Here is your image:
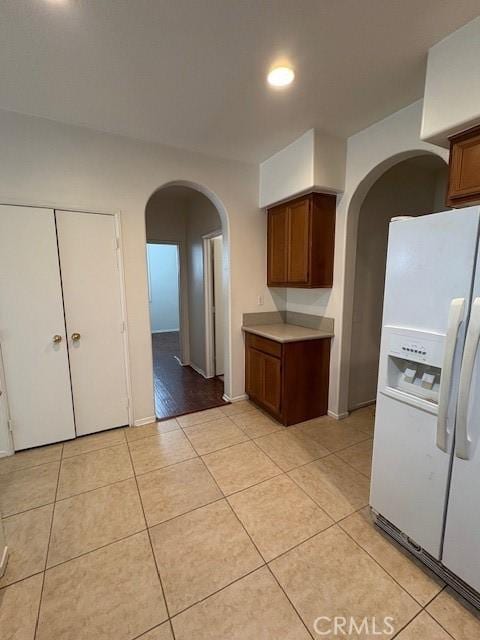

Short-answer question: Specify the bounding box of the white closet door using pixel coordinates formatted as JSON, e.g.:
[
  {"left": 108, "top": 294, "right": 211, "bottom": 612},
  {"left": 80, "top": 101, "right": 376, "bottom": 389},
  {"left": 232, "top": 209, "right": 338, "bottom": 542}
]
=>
[
  {"left": 56, "top": 211, "right": 129, "bottom": 435},
  {"left": 0, "top": 205, "right": 75, "bottom": 449}
]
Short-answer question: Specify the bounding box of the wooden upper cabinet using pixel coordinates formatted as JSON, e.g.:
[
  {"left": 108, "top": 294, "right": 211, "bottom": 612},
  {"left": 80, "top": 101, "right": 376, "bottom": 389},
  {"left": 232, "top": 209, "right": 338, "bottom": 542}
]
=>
[
  {"left": 287, "top": 199, "right": 310, "bottom": 284},
  {"left": 447, "top": 125, "right": 480, "bottom": 207},
  {"left": 267, "top": 205, "right": 288, "bottom": 284},
  {"left": 267, "top": 192, "right": 335, "bottom": 288}
]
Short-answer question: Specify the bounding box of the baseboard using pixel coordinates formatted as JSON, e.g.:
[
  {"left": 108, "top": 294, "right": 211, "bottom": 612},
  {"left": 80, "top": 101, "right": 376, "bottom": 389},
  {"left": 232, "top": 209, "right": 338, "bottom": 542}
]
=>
[
  {"left": 151, "top": 329, "right": 180, "bottom": 334},
  {"left": 133, "top": 416, "right": 156, "bottom": 427},
  {"left": 223, "top": 393, "right": 248, "bottom": 403},
  {"left": 0, "top": 449, "right": 13, "bottom": 459},
  {"left": 0, "top": 545, "right": 8, "bottom": 578},
  {"left": 328, "top": 409, "right": 349, "bottom": 420},
  {"left": 189, "top": 362, "right": 211, "bottom": 378},
  {"left": 350, "top": 399, "right": 376, "bottom": 410}
]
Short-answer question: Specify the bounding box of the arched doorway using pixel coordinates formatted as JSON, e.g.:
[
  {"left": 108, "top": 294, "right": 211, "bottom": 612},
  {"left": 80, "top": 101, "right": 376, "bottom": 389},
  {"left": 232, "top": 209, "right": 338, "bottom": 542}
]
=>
[
  {"left": 144, "top": 181, "right": 231, "bottom": 419},
  {"left": 344, "top": 153, "right": 449, "bottom": 412}
]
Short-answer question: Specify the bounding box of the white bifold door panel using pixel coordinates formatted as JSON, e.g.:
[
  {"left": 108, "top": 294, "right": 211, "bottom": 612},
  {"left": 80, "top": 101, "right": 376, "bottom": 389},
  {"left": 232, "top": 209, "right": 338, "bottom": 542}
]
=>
[
  {"left": 443, "top": 261, "right": 480, "bottom": 591},
  {"left": 56, "top": 211, "right": 129, "bottom": 435},
  {"left": 0, "top": 205, "right": 75, "bottom": 449},
  {"left": 370, "top": 208, "right": 480, "bottom": 559}
]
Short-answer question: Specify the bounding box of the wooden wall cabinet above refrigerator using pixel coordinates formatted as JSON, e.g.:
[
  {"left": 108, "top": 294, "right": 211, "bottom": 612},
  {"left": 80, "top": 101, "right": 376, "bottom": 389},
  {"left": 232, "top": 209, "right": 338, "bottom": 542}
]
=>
[
  {"left": 447, "top": 125, "right": 480, "bottom": 208},
  {"left": 267, "top": 192, "right": 336, "bottom": 288}
]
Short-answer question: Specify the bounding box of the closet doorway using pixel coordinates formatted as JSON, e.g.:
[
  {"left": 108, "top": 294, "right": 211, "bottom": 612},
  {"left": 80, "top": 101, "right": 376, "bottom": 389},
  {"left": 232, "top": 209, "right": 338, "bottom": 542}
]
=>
[{"left": 0, "top": 204, "right": 130, "bottom": 452}]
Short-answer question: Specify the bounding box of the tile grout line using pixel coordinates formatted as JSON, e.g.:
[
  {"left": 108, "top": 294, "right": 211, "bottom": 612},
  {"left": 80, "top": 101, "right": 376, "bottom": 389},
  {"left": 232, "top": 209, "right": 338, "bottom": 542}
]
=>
[
  {"left": 124, "top": 437, "right": 174, "bottom": 635},
  {"left": 218, "top": 483, "right": 316, "bottom": 639},
  {"left": 198, "top": 446, "right": 321, "bottom": 638},
  {"left": 167, "top": 564, "right": 267, "bottom": 621},
  {"left": 5, "top": 408, "right": 458, "bottom": 639},
  {"left": 390, "top": 609, "right": 426, "bottom": 639},
  {"left": 32, "top": 443, "right": 63, "bottom": 640},
  {"left": 338, "top": 520, "right": 445, "bottom": 610},
  {"left": 148, "top": 437, "right": 317, "bottom": 633},
  {"left": 246, "top": 435, "right": 340, "bottom": 518},
  {"left": 0, "top": 432, "right": 128, "bottom": 480},
  {"left": 4, "top": 408, "right": 380, "bottom": 636},
  {"left": 265, "top": 564, "right": 316, "bottom": 640},
  {"left": 422, "top": 603, "right": 456, "bottom": 640}
]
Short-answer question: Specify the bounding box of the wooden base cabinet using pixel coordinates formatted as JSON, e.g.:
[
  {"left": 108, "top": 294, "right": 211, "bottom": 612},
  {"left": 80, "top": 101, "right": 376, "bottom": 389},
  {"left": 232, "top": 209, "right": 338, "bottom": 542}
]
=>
[{"left": 245, "top": 333, "right": 330, "bottom": 426}]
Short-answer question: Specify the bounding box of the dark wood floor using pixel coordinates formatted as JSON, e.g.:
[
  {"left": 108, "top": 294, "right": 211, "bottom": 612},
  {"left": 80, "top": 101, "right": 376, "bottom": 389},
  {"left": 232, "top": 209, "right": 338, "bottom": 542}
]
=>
[{"left": 152, "top": 331, "right": 228, "bottom": 420}]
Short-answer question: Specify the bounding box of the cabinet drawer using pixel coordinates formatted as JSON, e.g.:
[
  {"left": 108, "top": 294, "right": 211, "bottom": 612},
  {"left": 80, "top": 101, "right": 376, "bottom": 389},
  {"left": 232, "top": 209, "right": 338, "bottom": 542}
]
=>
[{"left": 246, "top": 333, "right": 282, "bottom": 358}]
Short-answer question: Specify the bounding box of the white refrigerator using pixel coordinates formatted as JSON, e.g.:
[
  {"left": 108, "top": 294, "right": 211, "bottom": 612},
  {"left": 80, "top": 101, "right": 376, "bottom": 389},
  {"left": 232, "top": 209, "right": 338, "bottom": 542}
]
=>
[{"left": 370, "top": 206, "right": 480, "bottom": 606}]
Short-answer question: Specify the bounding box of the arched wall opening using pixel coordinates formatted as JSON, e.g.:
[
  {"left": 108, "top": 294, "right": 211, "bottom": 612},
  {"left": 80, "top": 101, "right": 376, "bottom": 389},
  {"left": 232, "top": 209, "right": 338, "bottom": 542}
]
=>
[
  {"left": 144, "top": 180, "right": 231, "bottom": 418},
  {"left": 342, "top": 152, "right": 449, "bottom": 412}
]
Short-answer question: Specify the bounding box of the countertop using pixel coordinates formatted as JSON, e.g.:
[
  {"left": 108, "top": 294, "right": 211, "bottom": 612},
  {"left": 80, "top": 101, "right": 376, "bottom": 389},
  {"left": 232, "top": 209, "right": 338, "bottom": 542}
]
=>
[{"left": 242, "top": 323, "right": 334, "bottom": 343}]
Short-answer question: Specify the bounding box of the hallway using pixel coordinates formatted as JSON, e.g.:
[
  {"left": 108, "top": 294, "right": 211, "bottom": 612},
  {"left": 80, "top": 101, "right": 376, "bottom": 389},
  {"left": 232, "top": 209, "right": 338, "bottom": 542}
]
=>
[{"left": 152, "top": 332, "right": 227, "bottom": 419}]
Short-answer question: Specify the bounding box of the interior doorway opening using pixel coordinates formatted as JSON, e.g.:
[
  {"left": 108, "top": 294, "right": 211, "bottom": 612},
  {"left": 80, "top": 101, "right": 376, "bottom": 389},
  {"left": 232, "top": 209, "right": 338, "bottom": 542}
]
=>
[
  {"left": 145, "top": 185, "right": 228, "bottom": 420},
  {"left": 347, "top": 154, "right": 449, "bottom": 412}
]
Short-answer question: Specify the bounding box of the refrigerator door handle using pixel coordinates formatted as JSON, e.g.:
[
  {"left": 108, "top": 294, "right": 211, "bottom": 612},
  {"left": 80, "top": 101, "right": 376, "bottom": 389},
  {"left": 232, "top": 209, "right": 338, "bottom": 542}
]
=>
[
  {"left": 456, "top": 297, "right": 480, "bottom": 460},
  {"left": 437, "top": 298, "right": 465, "bottom": 452}
]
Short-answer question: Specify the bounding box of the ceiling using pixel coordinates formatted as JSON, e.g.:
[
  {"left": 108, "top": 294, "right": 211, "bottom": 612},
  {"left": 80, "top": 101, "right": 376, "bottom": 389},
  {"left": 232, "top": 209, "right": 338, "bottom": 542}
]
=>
[{"left": 0, "top": 1, "right": 478, "bottom": 163}]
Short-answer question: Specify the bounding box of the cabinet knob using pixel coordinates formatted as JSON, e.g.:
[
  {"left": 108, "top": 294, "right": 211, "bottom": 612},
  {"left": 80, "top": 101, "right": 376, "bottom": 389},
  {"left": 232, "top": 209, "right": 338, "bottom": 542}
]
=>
[
  {"left": 52, "top": 335, "right": 62, "bottom": 344},
  {"left": 71, "top": 333, "right": 81, "bottom": 342}
]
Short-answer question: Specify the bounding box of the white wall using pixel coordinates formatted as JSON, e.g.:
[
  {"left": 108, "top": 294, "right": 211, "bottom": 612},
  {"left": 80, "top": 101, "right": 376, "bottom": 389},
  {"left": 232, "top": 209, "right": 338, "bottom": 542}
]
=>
[
  {"left": 147, "top": 244, "right": 180, "bottom": 333},
  {"left": 348, "top": 157, "right": 448, "bottom": 410},
  {"left": 422, "top": 16, "right": 480, "bottom": 145},
  {"left": 186, "top": 195, "right": 221, "bottom": 374},
  {"left": 332, "top": 100, "right": 448, "bottom": 417},
  {"left": 0, "top": 108, "right": 275, "bottom": 429},
  {"left": 259, "top": 129, "right": 346, "bottom": 208}
]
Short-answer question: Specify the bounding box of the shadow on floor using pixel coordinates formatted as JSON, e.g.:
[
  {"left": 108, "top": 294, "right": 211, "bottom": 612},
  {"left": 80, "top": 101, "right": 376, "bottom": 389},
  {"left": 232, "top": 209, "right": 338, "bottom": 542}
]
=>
[{"left": 152, "top": 331, "right": 227, "bottom": 420}]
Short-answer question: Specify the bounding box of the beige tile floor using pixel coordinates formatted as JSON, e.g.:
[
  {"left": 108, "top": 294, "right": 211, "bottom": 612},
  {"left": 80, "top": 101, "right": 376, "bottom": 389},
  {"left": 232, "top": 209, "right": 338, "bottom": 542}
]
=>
[{"left": 1, "top": 402, "right": 480, "bottom": 639}]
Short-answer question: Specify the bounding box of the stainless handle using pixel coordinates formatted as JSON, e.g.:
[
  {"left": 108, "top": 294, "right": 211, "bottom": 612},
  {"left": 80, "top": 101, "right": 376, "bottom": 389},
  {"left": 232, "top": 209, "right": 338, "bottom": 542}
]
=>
[
  {"left": 456, "top": 297, "right": 480, "bottom": 460},
  {"left": 71, "top": 333, "right": 81, "bottom": 342},
  {"left": 52, "top": 335, "right": 62, "bottom": 344},
  {"left": 437, "top": 298, "right": 465, "bottom": 452}
]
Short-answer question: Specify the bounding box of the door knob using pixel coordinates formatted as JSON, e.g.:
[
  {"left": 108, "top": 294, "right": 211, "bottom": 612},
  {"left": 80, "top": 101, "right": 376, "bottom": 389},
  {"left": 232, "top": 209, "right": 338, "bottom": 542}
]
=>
[
  {"left": 52, "top": 335, "right": 62, "bottom": 344},
  {"left": 71, "top": 333, "right": 81, "bottom": 342}
]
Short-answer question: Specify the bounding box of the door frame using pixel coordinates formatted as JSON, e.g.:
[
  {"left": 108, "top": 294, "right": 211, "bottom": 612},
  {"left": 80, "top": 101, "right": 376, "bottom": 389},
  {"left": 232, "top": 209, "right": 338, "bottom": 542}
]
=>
[
  {"left": 203, "top": 231, "right": 223, "bottom": 379},
  {"left": 146, "top": 239, "right": 189, "bottom": 366},
  {"left": 0, "top": 200, "right": 133, "bottom": 435}
]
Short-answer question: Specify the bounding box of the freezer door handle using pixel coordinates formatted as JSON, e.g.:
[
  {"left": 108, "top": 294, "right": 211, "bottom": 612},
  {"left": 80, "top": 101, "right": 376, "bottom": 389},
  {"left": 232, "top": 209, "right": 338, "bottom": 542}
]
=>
[
  {"left": 437, "top": 298, "right": 465, "bottom": 452},
  {"left": 456, "top": 297, "right": 480, "bottom": 460}
]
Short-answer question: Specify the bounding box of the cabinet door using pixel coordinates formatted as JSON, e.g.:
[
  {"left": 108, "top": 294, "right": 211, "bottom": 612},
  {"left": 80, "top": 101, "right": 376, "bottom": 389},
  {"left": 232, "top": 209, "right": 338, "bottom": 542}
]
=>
[
  {"left": 262, "top": 352, "right": 281, "bottom": 414},
  {"left": 0, "top": 205, "right": 75, "bottom": 449},
  {"left": 267, "top": 206, "right": 288, "bottom": 284},
  {"left": 287, "top": 198, "right": 310, "bottom": 284},
  {"left": 246, "top": 346, "right": 264, "bottom": 401},
  {"left": 56, "top": 211, "right": 129, "bottom": 435},
  {"left": 447, "top": 127, "right": 480, "bottom": 207}
]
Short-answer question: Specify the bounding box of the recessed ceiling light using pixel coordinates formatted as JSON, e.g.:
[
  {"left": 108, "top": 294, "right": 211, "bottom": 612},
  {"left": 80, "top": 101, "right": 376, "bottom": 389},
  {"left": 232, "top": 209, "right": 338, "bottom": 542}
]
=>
[{"left": 267, "top": 66, "right": 295, "bottom": 88}]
